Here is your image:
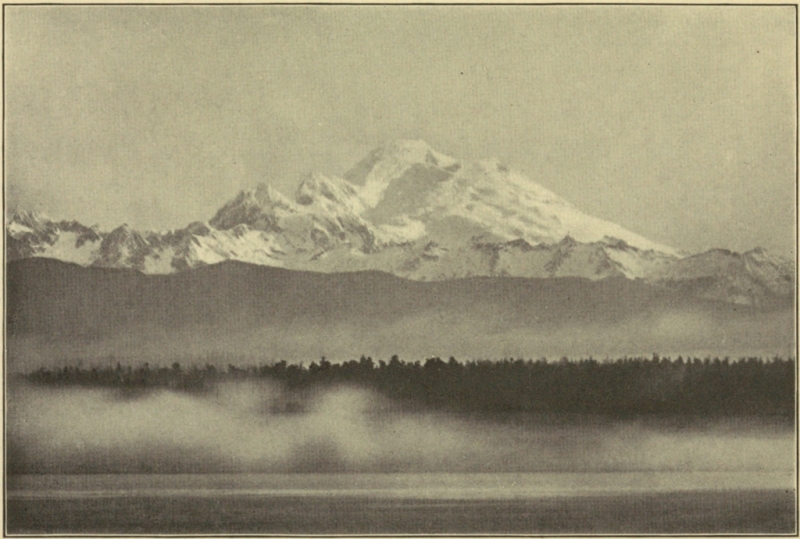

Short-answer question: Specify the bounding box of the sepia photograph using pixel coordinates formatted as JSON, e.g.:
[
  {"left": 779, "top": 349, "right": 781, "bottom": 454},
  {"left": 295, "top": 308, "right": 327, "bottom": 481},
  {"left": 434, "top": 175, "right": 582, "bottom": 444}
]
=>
[{"left": 4, "top": 3, "right": 797, "bottom": 535}]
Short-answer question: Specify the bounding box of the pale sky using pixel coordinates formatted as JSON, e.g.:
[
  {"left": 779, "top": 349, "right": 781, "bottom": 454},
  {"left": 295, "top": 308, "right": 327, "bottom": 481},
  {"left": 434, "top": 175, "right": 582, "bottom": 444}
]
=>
[{"left": 4, "top": 5, "right": 796, "bottom": 256}]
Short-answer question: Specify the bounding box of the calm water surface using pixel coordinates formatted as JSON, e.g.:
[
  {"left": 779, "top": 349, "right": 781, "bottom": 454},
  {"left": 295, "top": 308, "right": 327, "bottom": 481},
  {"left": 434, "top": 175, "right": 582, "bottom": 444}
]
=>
[
  {"left": 7, "top": 472, "right": 796, "bottom": 534},
  {"left": 7, "top": 470, "right": 794, "bottom": 498}
]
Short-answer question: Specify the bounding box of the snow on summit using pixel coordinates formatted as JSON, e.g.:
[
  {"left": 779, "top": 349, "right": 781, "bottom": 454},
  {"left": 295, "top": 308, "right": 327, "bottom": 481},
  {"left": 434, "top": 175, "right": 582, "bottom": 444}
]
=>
[
  {"left": 7, "top": 139, "right": 792, "bottom": 304},
  {"left": 340, "top": 140, "right": 678, "bottom": 256},
  {"left": 345, "top": 139, "right": 460, "bottom": 207}
]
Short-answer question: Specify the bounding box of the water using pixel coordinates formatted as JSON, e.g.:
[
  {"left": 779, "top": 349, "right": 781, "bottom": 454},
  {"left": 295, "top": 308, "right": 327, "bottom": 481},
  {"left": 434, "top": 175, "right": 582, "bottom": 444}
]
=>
[
  {"left": 7, "top": 470, "right": 795, "bottom": 499},
  {"left": 7, "top": 472, "right": 796, "bottom": 534},
  {"left": 7, "top": 384, "right": 797, "bottom": 532}
]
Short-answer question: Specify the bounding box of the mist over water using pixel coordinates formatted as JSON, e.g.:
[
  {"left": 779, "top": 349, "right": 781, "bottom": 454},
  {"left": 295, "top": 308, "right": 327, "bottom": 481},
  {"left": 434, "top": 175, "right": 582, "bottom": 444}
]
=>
[
  {"left": 8, "top": 305, "right": 794, "bottom": 369},
  {"left": 8, "top": 382, "right": 794, "bottom": 475}
]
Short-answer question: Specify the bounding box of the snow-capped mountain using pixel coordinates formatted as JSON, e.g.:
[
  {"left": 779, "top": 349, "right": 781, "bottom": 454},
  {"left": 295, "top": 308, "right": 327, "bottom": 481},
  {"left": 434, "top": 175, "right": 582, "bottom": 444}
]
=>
[
  {"left": 7, "top": 210, "right": 103, "bottom": 265},
  {"left": 6, "top": 140, "right": 794, "bottom": 305},
  {"left": 647, "top": 247, "right": 795, "bottom": 306}
]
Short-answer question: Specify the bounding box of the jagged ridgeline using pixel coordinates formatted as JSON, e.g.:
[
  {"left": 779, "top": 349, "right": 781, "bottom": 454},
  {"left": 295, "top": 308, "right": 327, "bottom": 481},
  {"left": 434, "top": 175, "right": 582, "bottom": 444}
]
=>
[
  {"left": 6, "top": 141, "right": 795, "bottom": 367},
  {"left": 7, "top": 140, "right": 794, "bottom": 305}
]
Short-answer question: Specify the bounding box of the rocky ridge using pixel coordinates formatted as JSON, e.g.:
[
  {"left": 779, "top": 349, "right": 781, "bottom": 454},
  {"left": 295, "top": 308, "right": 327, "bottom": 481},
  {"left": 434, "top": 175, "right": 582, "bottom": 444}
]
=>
[{"left": 7, "top": 140, "right": 794, "bottom": 306}]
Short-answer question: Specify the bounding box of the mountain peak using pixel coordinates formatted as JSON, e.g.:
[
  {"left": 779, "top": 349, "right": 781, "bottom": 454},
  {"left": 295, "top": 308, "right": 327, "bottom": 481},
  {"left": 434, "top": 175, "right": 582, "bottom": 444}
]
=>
[
  {"left": 378, "top": 139, "right": 459, "bottom": 169},
  {"left": 345, "top": 140, "right": 460, "bottom": 208},
  {"left": 557, "top": 234, "right": 578, "bottom": 248},
  {"left": 248, "top": 183, "right": 294, "bottom": 208},
  {"left": 9, "top": 209, "right": 49, "bottom": 228},
  {"left": 295, "top": 172, "right": 363, "bottom": 211},
  {"left": 92, "top": 224, "right": 148, "bottom": 269},
  {"left": 345, "top": 139, "right": 454, "bottom": 173},
  {"left": 743, "top": 246, "right": 794, "bottom": 269},
  {"left": 5, "top": 141, "right": 793, "bottom": 307},
  {"left": 106, "top": 223, "right": 140, "bottom": 239},
  {"left": 209, "top": 183, "right": 295, "bottom": 232},
  {"left": 744, "top": 246, "right": 780, "bottom": 259}
]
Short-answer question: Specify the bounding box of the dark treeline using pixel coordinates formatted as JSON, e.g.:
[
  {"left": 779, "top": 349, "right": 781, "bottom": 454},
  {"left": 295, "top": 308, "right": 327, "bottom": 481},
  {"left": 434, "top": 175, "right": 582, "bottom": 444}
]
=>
[{"left": 21, "top": 354, "right": 795, "bottom": 418}]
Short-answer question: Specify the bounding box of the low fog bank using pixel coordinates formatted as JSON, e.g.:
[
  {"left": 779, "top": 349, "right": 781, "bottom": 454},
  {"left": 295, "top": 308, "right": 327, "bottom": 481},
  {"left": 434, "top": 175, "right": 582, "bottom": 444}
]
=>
[
  {"left": 7, "top": 306, "right": 795, "bottom": 370},
  {"left": 8, "top": 382, "right": 794, "bottom": 475}
]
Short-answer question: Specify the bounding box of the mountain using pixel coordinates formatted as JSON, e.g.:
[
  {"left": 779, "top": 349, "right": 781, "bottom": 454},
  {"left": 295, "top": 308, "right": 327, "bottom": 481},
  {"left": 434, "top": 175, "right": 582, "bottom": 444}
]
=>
[
  {"left": 7, "top": 258, "right": 793, "bottom": 370},
  {"left": 648, "top": 248, "right": 795, "bottom": 307},
  {"left": 7, "top": 210, "right": 104, "bottom": 265},
  {"left": 6, "top": 140, "right": 794, "bottom": 306}
]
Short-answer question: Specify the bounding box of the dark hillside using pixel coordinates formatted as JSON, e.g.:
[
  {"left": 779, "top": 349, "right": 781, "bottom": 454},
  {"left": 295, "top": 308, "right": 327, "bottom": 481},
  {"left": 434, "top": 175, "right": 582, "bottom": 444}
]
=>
[{"left": 6, "top": 258, "right": 794, "bottom": 368}]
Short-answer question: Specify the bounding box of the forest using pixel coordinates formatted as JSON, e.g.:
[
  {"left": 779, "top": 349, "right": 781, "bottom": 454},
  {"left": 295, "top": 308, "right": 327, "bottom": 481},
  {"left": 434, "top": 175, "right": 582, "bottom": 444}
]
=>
[{"left": 20, "top": 354, "right": 795, "bottom": 419}]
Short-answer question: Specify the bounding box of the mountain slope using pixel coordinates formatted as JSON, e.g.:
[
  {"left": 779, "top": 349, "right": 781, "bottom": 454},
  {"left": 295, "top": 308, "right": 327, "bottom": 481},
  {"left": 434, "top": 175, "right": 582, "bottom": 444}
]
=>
[
  {"left": 6, "top": 140, "right": 794, "bottom": 306},
  {"left": 647, "top": 248, "right": 795, "bottom": 306},
  {"left": 348, "top": 140, "right": 678, "bottom": 255},
  {"left": 7, "top": 258, "right": 793, "bottom": 370}
]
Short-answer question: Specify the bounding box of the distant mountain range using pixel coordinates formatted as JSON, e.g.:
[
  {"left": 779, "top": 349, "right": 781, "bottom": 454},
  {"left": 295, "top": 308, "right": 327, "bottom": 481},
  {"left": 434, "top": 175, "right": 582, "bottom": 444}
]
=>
[
  {"left": 6, "top": 140, "right": 794, "bottom": 307},
  {"left": 6, "top": 257, "right": 794, "bottom": 370}
]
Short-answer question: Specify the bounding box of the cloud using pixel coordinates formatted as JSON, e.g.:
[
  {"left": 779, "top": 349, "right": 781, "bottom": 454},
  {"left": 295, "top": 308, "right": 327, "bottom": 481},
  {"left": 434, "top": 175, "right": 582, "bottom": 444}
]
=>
[{"left": 8, "top": 382, "right": 793, "bottom": 475}]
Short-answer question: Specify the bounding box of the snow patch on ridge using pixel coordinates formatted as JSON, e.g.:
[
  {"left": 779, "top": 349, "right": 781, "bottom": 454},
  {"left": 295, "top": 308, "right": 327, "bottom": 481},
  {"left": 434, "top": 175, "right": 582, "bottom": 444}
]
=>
[
  {"left": 7, "top": 221, "right": 34, "bottom": 236},
  {"left": 10, "top": 139, "right": 790, "bottom": 305}
]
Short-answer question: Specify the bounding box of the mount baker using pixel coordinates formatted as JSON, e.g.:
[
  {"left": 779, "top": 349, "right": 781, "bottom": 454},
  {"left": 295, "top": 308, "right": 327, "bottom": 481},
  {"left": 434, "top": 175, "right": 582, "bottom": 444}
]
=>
[{"left": 7, "top": 139, "right": 793, "bottom": 306}]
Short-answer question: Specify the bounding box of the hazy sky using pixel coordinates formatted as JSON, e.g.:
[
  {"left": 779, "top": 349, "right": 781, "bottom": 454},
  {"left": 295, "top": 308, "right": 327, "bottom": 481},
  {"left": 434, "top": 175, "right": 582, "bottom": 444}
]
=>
[{"left": 5, "top": 5, "right": 796, "bottom": 256}]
